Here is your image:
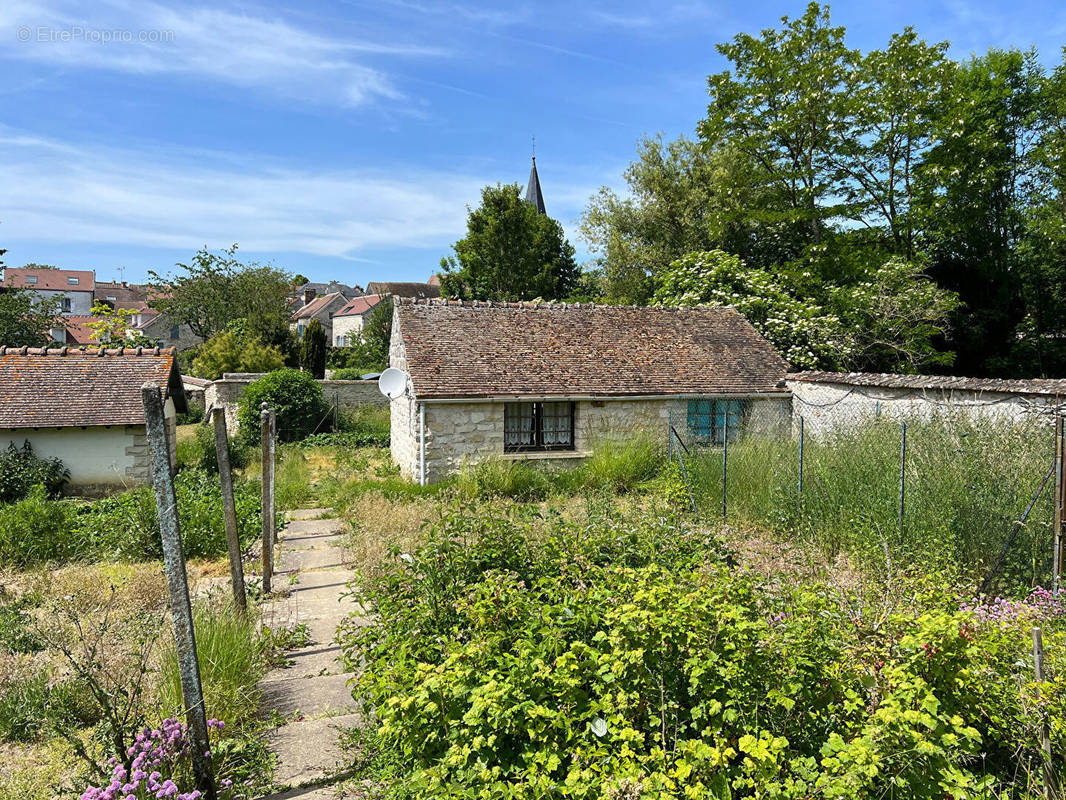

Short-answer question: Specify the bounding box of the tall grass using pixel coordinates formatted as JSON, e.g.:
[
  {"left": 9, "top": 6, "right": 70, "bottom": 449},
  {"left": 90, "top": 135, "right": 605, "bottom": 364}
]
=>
[
  {"left": 683, "top": 415, "right": 1054, "bottom": 591},
  {"left": 158, "top": 598, "right": 264, "bottom": 727}
]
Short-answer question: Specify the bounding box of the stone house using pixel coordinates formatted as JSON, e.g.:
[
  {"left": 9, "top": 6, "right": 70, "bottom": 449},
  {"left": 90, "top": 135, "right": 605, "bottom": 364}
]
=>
[
  {"left": 389, "top": 299, "right": 790, "bottom": 483},
  {"left": 0, "top": 346, "right": 186, "bottom": 494},
  {"left": 291, "top": 291, "right": 348, "bottom": 342},
  {"left": 2, "top": 267, "right": 95, "bottom": 315},
  {"left": 787, "top": 371, "right": 1066, "bottom": 435},
  {"left": 332, "top": 294, "right": 387, "bottom": 346}
]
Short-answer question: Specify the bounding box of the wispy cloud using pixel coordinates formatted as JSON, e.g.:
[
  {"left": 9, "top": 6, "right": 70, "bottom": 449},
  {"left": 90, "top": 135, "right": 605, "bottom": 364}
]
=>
[
  {"left": 0, "top": 129, "right": 601, "bottom": 260},
  {"left": 0, "top": 0, "right": 446, "bottom": 106}
]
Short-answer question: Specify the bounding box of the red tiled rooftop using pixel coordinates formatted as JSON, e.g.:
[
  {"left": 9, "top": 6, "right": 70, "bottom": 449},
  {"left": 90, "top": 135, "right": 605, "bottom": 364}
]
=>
[
  {"left": 395, "top": 299, "right": 789, "bottom": 399},
  {"left": 335, "top": 294, "right": 385, "bottom": 317},
  {"left": 0, "top": 346, "right": 186, "bottom": 428},
  {"left": 2, "top": 268, "right": 95, "bottom": 292}
]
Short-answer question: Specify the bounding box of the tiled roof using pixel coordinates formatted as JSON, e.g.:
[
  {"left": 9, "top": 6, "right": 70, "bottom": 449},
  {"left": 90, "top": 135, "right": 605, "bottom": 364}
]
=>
[
  {"left": 62, "top": 315, "right": 103, "bottom": 345},
  {"left": 2, "top": 268, "right": 95, "bottom": 292},
  {"left": 0, "top": 346, "right": 186, "bottom": 429},
  {"left": 94, "top": 281, "right": 149, "bottom": 308},
  {"left": 335, "top": 294, "right": 385, "bottom": 317},
  {"left": 292, "top": 292, "right": 345, "bottom": 320},
  {"left": 396, "top": 299, "right": 789, "bottom": 399},
  {"left": 366, "top": 281, "right": 441, "bottom": 299},
  {"left": 788, "top": 371, "right": 1066, "bottom": 397}
]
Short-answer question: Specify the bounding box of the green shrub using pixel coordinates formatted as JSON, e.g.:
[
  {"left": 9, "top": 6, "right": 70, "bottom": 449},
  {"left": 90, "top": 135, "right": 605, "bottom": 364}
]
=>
[
  {"left": 341, "top": 504, "right": 1066, "bottom": 798},
  {"left": 0, "top": 669, "right": 98, "bottom": 742},
  {"left": 0, "top": 487, "right": 81, "bottom": 566},
  {"left": 0, "top": 441, "right": 69, "bottom": 502},
  {"left": 238, "top": 368, "right": 329, "bottom": 444},
  {"left": 0, "top": 597, "right": 43, "bottom": 654},
  {"left": 177, "top": 399, "right": 205, "bottom": 425},
  {"left": 330, "top": 367, "right": 372, "bottom": 380},
  {"left": 179, "top": 424, "right": 250, "bottom": 473},
  {"left": 159, "top": 598, "right": 265, "bottom": 726}
]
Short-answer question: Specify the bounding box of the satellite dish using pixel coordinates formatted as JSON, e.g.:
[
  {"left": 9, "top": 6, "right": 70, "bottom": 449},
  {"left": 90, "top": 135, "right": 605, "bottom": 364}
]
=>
[{"left": 378, "top": 367, "right": 408, "bottom": 399}]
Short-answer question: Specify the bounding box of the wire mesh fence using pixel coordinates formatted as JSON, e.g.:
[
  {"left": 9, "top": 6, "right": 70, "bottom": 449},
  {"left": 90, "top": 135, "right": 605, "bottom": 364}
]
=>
[{"left": 668, "top": 396, "right": 1059, "bottom": 594}]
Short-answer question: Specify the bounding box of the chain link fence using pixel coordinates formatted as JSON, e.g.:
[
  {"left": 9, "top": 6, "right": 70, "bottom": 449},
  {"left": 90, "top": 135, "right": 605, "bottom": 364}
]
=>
[{"left": 668, "top": 396, "right": 1058, "bottom": 594}]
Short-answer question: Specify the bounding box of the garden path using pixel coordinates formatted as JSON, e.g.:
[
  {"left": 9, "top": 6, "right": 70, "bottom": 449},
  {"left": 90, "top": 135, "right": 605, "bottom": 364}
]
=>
[{"left": 258, "top": 508, "right": 370, "bottom": 799}]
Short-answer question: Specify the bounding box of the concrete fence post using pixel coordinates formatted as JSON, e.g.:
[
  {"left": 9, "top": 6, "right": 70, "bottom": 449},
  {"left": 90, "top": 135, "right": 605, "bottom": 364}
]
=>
[
  {"left": 261, "top": 402, "right": 275, "bottom": 594},
  {"left": 212, "top": 407, "right": 246, "bottom": 613},
  {"left": 141, "top": 384, "right": 216, "bottom": 800}
]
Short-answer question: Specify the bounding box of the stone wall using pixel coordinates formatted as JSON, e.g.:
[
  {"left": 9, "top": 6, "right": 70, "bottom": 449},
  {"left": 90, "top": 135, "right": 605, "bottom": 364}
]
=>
[
  {"left": 389, "top": 310, "right": 420, "bottom": 480},
  {"left": 788, "top": 379, "right": 1064, "bottom": 437},
  {"left": 402, "top": 395, "right": 791, "bottom": 483},
  {"left": 204, "top": 372, "right": 387, "bottom": 436}
]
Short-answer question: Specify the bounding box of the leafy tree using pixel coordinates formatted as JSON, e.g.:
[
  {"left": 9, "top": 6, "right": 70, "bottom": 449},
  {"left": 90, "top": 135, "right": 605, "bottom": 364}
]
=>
[
  {"left": 702, "top": 3, "right": 854, "bottom": 245},
  {"left": 0, "top": 288, "right": 63, "bottom": 347},
  {"left": 85, "top": 300, "right": 138, "bottom": 344},
  {"left": 191, "top": 325, "right": 286, "bottom": 380},
  {"left": 18, "top": 263, "right": 57, "bottom": 270},
  {"left": 298, "top": 318, "right": 327, "bottom": 379},
  {"left": 441, "top": 184, "right": 579, "bottom": 301},
  {"left": 653, "top": 250, "right": 850, "bottom": 369},
  {"left": 148, "top": 245, "right": 294, "bottom": 347}
]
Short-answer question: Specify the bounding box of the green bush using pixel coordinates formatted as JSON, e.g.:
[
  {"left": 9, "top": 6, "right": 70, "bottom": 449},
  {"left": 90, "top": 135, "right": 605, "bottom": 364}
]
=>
[
  {"left": 330, "top": 367, "right": 372, "bottom": 380},
  {"left": 0, "top": 441, "right": 70, "bottom": 502},
  {"left": 341, "top": 504, "right": 1066, "bottom": 799},
  {"left": 179, "top": 424, "right": 250, "bottom": 473},
  {"left": 0, "top": 487, "right": 82, "bottom": 566},
  {"left": 177, "top": 399, "right": 205, "bottom": 425},
  {"left": 238, "top": 368, "right": 329, "bottom": 444},
  {"left": 0, "top": 669, "right": 98, "bottom": 742}
]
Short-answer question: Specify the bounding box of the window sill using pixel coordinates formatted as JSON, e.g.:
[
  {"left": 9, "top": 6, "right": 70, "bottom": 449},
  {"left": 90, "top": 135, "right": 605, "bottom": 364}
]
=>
[{"left": 500, "top": 450, "right": 591, "bottom": 461}]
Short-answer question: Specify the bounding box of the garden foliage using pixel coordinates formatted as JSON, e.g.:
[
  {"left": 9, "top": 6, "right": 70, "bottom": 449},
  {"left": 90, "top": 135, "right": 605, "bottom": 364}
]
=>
[
  {"left": 237, "top": 368, "right": 329, "bottom": 444},
  {"left": 0, "top": 440, "right": 70, "bottom": 502},
  {"left": 341, "top": 502, "right": 1065, "bottom": 798}
]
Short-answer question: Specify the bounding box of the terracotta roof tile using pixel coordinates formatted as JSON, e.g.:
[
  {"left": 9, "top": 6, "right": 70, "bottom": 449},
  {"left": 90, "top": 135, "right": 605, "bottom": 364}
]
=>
[
  {"left": 291, "top": 291, "right": 345, "bottom": 320},
  {"left": 396, "top": 299, "right": 789, "bottom": 399},
  {"left": 335, "top": 294, "right": 385, "bottom": 317},
  {"left": 0, "top": 347, "right": 186, "bottom": 429},
  {"left": 788, "top": 371, "right": 1066, "bottom": 397},
  {"left": 2, "top": 268, "right": 95, "bottom": 292}
]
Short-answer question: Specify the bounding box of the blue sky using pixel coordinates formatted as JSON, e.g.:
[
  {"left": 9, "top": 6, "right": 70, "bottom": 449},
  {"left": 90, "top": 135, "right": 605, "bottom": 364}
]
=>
[{"left": 1, "top": 1, "right": 1064, "bottom": 288}]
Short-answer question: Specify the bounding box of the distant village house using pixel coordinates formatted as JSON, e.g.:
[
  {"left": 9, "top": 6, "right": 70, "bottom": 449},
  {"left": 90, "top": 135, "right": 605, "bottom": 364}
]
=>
[{"left": 332, "top": 294, "right": 387, "bottom": 346}]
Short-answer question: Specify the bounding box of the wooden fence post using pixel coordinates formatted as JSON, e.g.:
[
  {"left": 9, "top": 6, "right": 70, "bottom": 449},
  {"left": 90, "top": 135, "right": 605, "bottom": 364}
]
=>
[
  {"left": 142, "top": 384, "right": 216, "bottom": 800},
  {"left": 261, "top": 402, "right": 275, "bottom": 594},
  {"left": 212, "top": 407, "right": 246, "bottom": 613},
  {"left": 1032, "top": 627, "right": 1057, "bottom": 799}
]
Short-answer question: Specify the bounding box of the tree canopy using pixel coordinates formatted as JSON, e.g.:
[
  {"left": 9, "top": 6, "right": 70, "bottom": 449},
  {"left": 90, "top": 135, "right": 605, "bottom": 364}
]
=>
[
  {"left": 582, "top": 3, "right": 1066, "bottom": 377},
  {"left": 441, "top": 184, "right": 579, "bottom": 301},
  {"left": 0, "top": 287, "right": 63, "bottom": 347}
]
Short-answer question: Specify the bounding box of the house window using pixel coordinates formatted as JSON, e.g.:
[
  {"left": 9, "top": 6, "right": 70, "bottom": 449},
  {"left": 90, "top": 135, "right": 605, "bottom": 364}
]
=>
[
  {"left": 25, "top": 276, "right": 37, "bottom": 285},
  {"left": 170, "top": 325, "right": 180, "bottom": 340},
  {"left": 504, "top": 401, "right": 574, "bottom": 452},
  {"left": 687, "top": 399, "right": 747, "bottom": 445},
  {"left": 67, "top": 276, "right": 79, "bottom": 285},
  {"left": 61, "top": 297, "right": 72, "bottom": 312}
]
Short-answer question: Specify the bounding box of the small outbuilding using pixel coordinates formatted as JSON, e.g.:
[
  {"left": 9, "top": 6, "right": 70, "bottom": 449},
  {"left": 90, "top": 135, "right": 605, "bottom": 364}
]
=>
[
  {"left": 0, "top": 346, "right": 186, "bottom": 494},
  {"left": 388, "top": 299, "right": 790, "bottom": 483}
]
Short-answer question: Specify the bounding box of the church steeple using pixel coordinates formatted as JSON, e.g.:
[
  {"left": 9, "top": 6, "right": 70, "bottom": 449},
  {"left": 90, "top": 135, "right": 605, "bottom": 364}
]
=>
[{"left": 523, "top": 155, "right": 546, "bottom": 215}]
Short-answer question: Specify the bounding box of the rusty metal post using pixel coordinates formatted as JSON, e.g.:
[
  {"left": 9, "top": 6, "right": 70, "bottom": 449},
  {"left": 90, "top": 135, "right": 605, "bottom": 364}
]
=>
[
  {"left": 261, "top": 402, "right": 274, "bottom": 594},
  {"left": 1032, "top": 627, "right": 1057, "bottom": 799},
  {"left": 797, "top": 415, "right": 805, "bottom": 516},
  {"left": 212, "top": 407, "right": 246, "bottom": 613},
  {"left": 898, "top": 421, "right": 907, "bottom": 534},
  {"left": 1054, "top": 417, "right": 1064, "bottom": 593},
  {"left": 142, "top": 384, "right": 216, "bottom": 800}
]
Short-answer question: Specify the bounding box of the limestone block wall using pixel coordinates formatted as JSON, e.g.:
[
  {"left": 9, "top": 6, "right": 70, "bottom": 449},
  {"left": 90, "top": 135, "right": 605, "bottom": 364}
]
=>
[
  {"left": 389, "top": 314, "right": 419, "bottom": 480},
  {"left": 787, "top": 379, "right": 1064, "bottom": 437}
]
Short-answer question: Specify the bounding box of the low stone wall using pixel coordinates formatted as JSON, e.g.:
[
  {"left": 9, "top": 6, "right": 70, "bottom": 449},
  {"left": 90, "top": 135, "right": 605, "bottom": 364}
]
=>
[{"left": 204, "top": 373, "right": 387, "bottom": 435}]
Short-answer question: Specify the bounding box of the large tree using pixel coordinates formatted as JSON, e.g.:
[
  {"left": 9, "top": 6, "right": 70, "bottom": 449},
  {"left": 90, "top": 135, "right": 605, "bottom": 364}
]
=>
[
  {"left": 148, "top": 245, "right": 294, "bottom": 347},
  {"left": 440, "top": 184, "right": 579, "bottom": 301},
  {"left": 0, "top": 287, "right": 63, "bottom": 347}
]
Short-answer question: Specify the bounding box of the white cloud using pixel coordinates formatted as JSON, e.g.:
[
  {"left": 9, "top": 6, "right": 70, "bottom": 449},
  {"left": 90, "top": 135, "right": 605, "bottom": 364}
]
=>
[
  {"left": 0, "top": 0, "right": 446, "bottom": 106},
  {"left": 0, "top": 130, "right": 600, "bottom": 260}
]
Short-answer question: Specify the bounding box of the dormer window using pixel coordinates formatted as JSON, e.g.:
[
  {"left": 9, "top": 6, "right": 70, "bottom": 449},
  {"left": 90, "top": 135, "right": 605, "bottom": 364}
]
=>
[
  {"left": 25, "top": 276, "right": 37, "bottom": 285},
  {"left": 67, "top": 276, "right": 80, "bottom": 285}
]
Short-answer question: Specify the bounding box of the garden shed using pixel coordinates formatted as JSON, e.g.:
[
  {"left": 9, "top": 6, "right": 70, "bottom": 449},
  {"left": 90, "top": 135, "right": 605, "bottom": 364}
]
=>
[
  {"left": 389, "top": 299, "right": 790, "bottom": 483},
  {"left": 0, "top": 346, "right": 186, "bottom": 494}
]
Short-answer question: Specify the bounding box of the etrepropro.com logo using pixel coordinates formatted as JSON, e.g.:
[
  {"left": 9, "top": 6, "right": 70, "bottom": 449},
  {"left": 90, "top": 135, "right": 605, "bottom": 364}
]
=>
[{"left": 16, "top": 25, "right": 175, "bottom": 44}]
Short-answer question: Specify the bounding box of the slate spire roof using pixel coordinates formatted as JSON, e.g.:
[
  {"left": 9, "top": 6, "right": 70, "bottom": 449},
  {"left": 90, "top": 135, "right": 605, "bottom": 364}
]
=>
[{"left": 523, "top": 156, "right": 546, "bottom": 215}]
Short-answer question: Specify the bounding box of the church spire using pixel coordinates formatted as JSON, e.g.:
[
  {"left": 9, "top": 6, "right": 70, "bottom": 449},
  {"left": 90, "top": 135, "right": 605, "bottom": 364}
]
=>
[{"left": 523, "top": 155, "right": 546, "bottom": 215}]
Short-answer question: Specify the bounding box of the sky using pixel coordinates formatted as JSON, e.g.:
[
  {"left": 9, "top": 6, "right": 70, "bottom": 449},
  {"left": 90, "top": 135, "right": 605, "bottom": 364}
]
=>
[{"left": 1, "top": 1, "right": 1065, "bottom": 288}]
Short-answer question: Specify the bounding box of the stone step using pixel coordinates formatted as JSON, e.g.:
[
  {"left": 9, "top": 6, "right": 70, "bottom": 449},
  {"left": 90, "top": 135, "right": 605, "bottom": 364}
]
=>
[
  {"left": 266, "top": 712, "right": 363, "bottom": 789},
  {"left": 261, "top": 671, "right": 357, "bottom": 718}
]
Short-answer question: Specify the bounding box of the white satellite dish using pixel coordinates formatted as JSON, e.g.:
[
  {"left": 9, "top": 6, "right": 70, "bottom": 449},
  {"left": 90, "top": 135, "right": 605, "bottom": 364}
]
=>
[{"left": 378, "top": 367, "right": 408, "bottom": 399}]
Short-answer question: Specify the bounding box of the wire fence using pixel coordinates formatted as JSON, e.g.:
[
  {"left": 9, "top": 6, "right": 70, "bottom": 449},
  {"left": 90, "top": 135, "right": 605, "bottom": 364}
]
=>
[{"left": 668, "top": 396, "right": 1060, "bottom": 595}]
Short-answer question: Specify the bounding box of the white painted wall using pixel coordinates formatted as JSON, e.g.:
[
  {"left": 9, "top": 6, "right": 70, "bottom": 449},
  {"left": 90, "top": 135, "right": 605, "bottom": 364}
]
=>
[
  {"left": 31, "top": 287, "right": 94, "bottom": 315},
  {"left": 787, "top": 379, "right": 1064, "bottom": 436},
  {"left": 332, "top": 314, "right": 366, "bottom": 346}
]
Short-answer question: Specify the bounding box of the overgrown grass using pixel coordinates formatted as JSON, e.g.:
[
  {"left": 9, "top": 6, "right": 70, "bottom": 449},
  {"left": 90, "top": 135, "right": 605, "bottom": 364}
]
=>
[
  {"left": 683, "top": 415, "right": 1055, "bottom": 591},
  {"left": 158, "top": 597, "right": 265, "bottom": 728}
]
